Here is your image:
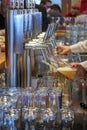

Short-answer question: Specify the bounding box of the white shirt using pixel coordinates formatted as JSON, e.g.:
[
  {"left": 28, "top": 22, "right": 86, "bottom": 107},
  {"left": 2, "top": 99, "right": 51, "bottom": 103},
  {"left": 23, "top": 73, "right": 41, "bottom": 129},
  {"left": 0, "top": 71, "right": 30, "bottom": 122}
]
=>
[
  {"left": 75, "top": 14, "right": 87, "bottom": 23},
  {"left": 70, "top": 40, "right": 87, "bottom": 70}
]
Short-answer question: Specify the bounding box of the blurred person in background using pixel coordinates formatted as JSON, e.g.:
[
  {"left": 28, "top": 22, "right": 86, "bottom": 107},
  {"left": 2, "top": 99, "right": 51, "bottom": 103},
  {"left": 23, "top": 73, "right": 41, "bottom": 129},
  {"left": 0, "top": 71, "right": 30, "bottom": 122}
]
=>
[
  {"left": 35, "top": 0, "right": 52, "bottom": 31},
  {"left": 74, "top": 0, "right": 87, "bottom": 15},
  {"left": 66, "top": 2, "right": 80, "bottom": 17},
  {"left": 49, "top": 4, "right": 62, "bottom": 17},
  {"left": 47, "top": 4, "right": 63, "bottom": 24},
  {"left": 75, "top": 0, "right": 87, "bottom": 23},
  {"left": 40, "top": 0, "right": 52, "bottom": 11},
  {"left": 56, "top": 40, "right": 87, "bottom": 78},
  {"left": 80, "top": 0, "right": 87, "bottom": 14}
]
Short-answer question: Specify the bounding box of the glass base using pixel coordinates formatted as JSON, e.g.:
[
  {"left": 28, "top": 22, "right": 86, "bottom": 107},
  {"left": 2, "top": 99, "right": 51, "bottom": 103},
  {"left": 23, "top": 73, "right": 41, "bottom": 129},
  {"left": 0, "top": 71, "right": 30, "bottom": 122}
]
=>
[{"left": 61, "top": 109, "right": 74, "bottom": 123}]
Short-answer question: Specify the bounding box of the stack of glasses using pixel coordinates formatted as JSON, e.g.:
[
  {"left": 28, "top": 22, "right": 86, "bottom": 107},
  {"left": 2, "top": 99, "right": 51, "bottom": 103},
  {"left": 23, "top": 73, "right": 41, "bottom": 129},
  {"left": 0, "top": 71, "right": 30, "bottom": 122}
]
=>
[{"left": 0, "top": 87, "right": 62, "bottom": 130}]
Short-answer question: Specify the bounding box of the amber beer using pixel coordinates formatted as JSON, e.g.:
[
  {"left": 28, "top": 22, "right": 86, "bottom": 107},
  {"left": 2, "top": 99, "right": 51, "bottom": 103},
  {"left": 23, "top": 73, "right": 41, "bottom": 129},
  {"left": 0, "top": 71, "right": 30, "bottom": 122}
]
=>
[{"left": 57, "top": 67, "right": 77, "bottom": 80}]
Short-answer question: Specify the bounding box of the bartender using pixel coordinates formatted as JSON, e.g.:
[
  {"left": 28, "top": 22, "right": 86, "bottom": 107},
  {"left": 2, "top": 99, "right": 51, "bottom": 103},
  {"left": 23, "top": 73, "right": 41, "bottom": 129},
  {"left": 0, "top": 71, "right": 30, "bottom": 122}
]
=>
[{"left": 56, "top": 40, "right": 87, "bottom": 78}]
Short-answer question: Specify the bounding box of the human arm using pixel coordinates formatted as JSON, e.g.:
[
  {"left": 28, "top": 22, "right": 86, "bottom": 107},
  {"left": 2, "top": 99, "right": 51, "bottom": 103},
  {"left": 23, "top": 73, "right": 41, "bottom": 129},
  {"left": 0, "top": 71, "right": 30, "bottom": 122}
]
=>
[
  {"left": 80, "top": 61, "right": 87, "bottom": 71},
  {"left": 56, "top": 45, "right": 71, "bottom": 55},
  {"left": 70, "top": 40, "right": 87, "bottom": 53},
  {"left": 56, "top": 40, "right": 87, "bottom": 55},
  {"left": 70, "top": 61, "right": 87, "bottom": 78},
  {"left": 70, "top": 61, "right": 87, "bottom": 70},
  {"left": 56, "top": 40, "right": 87, "bottom": 72}
]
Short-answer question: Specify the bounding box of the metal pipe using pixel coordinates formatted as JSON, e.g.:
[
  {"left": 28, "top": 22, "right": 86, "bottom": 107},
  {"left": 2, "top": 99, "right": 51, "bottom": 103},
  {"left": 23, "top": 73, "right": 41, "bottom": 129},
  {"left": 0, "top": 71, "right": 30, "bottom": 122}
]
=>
[
  {"left": 6, "top": 10, "right": 17, "bottom": 87},
  {"left": 26, "top": 49, "right": 31, "bottom": 87},
  {"left": 6, "top": 10, "right": 24, "bottom": 88}
]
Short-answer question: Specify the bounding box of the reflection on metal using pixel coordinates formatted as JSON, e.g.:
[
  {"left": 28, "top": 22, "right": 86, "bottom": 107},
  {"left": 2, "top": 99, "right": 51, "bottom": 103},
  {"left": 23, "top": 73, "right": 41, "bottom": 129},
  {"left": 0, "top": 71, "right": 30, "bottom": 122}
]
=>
[
  {"left": 6, "top": 9, "right": 42, "bottom": 88},
  {"left": 6, "top": 10, "right": 17, "bottom": 88},
  {"left": 26, "top": 49, "right": 31, "bottom": 87},
  {"left": 14, "top": 14, "right": 24, "bottom": 54},
  {"left": 32, "top": 10, "right": 42, "bottom": 37}
]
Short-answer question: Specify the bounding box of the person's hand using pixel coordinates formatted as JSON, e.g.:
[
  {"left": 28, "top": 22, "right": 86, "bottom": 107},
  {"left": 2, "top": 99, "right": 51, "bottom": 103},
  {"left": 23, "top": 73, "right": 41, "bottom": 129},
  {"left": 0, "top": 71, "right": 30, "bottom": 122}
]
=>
[
  {"left": 70, "top": 62, "right": 87, "bottom": 79},
  {"left": 56, "top": 45, "right": 71, "bottom": 56}
]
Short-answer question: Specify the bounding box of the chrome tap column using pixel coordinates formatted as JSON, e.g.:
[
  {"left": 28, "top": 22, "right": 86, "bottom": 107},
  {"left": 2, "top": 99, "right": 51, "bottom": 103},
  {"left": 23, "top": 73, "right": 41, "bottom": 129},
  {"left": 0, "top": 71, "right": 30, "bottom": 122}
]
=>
[
  {"left": 6, "top": 10, "right": 24, "bottom": 88},
  {"left": 6, "top": 8, "right": 42, "bottom": 88}
]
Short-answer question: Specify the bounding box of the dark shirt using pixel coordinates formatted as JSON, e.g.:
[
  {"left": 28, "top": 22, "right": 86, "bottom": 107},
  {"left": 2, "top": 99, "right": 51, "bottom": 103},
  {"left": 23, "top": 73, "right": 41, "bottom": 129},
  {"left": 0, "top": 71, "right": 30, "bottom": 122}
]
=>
[
  {"left": 0, "top": 14, "right": 5, "bottom": 29},
  {"left": 35, "top": 4, "right": 48, "bottom": 32}
]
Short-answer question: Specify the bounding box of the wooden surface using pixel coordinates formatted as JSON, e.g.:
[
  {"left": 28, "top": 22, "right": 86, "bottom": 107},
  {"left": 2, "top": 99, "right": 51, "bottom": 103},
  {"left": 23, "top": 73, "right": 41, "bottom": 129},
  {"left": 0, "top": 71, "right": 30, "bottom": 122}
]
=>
[{"left": 0, "top": 52, "right": 5, "bottom": 70}]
